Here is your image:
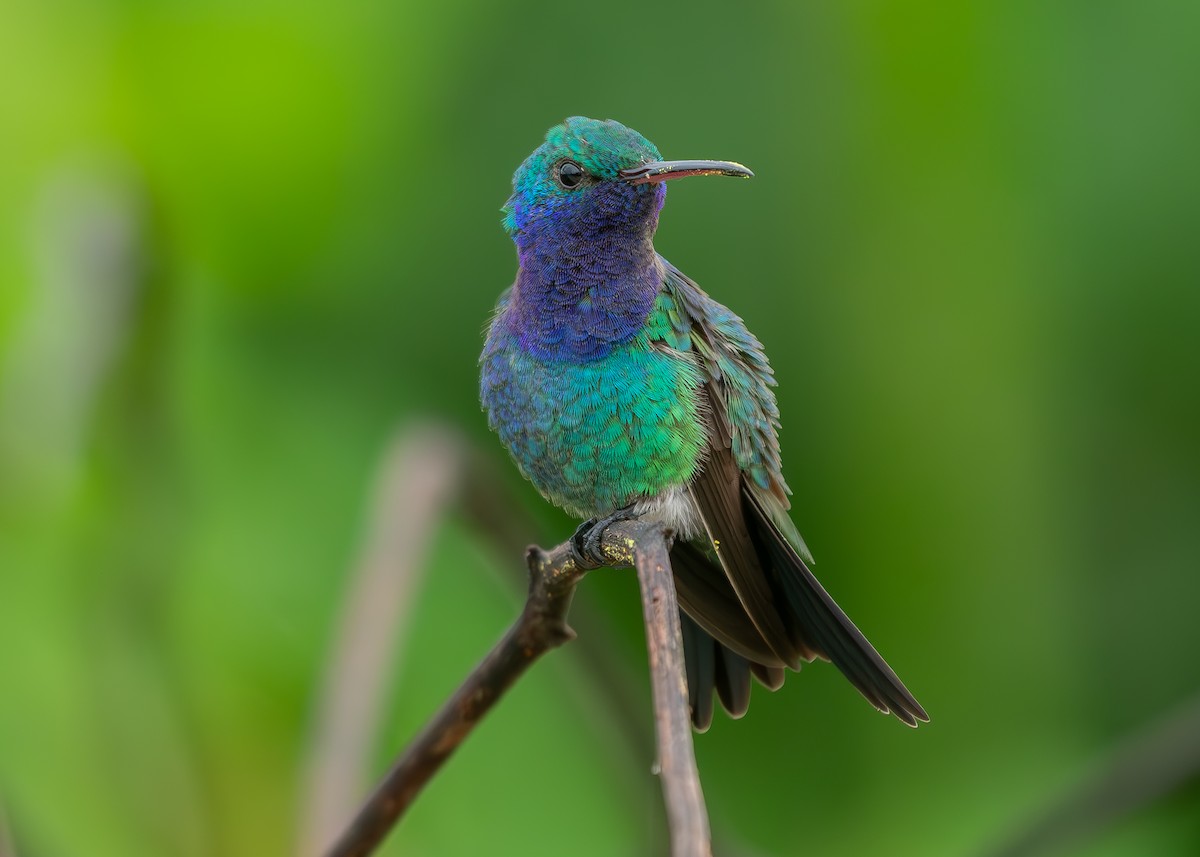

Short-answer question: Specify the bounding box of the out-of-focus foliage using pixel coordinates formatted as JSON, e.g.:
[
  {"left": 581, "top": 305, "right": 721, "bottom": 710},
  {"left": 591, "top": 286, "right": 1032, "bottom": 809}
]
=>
[{"left": 2, "top": 1, "right": 1198, "bottom": 855}]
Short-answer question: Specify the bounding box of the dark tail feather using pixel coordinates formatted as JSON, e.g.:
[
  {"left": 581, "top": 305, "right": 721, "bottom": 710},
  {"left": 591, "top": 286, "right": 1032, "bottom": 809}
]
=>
[
  {"left": 679, "top": 611, "right": 784, "bottom": 731},
  {"left": 680, "top": 612, "right": 716, "bottom": 732},
  {"left": 750, "top": 662, "right": 786, "bottom": 691},
  {"left": 743, "top": 488, "right": 930, "bottom": 727},
  {"left": 687, "top": 446, "right": 805, "bottom": 668},
  {"left": 672, "top": 540, "right": 786, "bottom": 667},
  {"left": 671, "top": 496, "right": 927, "bottom": 728},
  {"left": 714, "top": 644, "right": 751, "bottom": 718}
]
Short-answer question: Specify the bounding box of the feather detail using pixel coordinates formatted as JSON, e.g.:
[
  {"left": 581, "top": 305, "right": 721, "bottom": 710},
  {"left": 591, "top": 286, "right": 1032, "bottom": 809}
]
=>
[{"left": 660, "top": 255, "right": 928, "bottom": 728}]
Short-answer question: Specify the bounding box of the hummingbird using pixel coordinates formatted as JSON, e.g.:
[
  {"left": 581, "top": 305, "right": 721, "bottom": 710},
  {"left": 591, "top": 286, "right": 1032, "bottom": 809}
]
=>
[{"left": 480, "top": 117, "right": 927, "bottom": 730}]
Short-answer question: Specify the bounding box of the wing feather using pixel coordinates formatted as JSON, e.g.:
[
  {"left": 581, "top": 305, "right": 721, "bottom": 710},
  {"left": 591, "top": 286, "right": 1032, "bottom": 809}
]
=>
[{"left": 659, "top": 255, "right": 928, "bottom": 727}]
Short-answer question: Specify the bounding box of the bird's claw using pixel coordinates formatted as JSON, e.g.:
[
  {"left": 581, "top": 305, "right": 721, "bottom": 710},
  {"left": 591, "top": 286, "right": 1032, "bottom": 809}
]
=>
[{"left": 570, "top": 507, "right": 637, "bottom": 569}]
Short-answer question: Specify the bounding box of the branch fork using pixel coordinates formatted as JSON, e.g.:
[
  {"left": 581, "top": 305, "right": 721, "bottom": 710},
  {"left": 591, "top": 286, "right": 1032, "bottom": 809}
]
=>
[{"left": 323, "top": 518, "right": 711, "bottom": 857}]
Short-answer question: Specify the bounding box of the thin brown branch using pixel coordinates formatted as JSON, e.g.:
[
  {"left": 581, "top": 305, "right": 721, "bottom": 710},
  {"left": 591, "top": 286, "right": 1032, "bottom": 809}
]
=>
[
  {"left": 321, "top": 518, "right": 712, "bottom": 857},
  {"left": 460, "top": 456, "right": 658, "bottom": 765},
  {"left": 323, "top": 522, "right": 629, "bottom": 857},
  {"left": 631, "top": 522, "right": 712, "bottom": 857}
]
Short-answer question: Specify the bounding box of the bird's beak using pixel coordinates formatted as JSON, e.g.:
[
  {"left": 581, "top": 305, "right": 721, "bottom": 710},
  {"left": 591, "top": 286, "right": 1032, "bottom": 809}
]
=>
[{"left": 619, "top": 159, "right": 754, "bottom": 185}]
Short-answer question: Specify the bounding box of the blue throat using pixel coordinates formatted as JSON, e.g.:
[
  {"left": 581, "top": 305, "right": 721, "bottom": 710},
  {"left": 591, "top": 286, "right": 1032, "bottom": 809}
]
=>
[{"left": 504, "top": 182, "right": 666, "bottom": 362}]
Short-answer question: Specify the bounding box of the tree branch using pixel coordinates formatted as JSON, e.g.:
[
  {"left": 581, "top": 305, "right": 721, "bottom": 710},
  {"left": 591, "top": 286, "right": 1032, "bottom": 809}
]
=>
[
  {"left": 632, "top": 523, "right": 713, "bottom": 857},
  {"left": 321, "top": 518, "right": 711, "bottom": 857}
]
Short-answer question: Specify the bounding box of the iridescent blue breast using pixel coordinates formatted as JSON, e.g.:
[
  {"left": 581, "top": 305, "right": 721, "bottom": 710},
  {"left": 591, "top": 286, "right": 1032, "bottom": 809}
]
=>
[{"left": 480, "top": 292, "right": 707, "bottom": 519}]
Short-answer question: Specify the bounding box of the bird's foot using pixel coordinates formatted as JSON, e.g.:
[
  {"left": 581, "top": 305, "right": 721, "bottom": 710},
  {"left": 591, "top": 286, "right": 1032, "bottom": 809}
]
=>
[{"left": 570, "top": 506, "right": 638, "bottom": 570}]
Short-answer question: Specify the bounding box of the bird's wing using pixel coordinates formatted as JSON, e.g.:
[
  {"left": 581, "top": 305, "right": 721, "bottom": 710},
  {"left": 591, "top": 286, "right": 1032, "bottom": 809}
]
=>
[
  {"left": 659, "top": 257, "right": 928, "bottom": 726},
  {"left": 659, "top": 257, "right": 811, "bottom": 667},
  {"left": 658, "top": 261, "right": 814, "bottom": 559}
]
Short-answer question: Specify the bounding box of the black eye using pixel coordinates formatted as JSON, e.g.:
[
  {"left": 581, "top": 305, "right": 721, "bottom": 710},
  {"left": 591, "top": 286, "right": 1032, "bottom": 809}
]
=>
[{"left": 556, "top": 160, "right": 585, "bottom": 189}]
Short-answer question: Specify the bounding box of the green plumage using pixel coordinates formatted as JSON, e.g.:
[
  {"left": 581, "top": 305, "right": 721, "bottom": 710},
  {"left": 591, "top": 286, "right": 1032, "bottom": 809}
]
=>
[
  {"left": 481, "top": 117, "right": 927, "bottom": 729},
  {"left": 481, "top": 286, "right": 707, "bottom": 519}
]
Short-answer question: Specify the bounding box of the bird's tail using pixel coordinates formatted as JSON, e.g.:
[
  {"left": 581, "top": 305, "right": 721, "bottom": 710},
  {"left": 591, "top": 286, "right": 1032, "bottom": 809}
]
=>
[
  {"left": 672, "top": 540, "right": 785, "bottom": 731},
  {"left": 679, "top": 611, "right": 784, "bottom": 732},
  {"left": 746, "top": 486, "right": 928, "bottom": 726},
  {"left": 673, "top": 486, "right": 928, "bottom": 729}
]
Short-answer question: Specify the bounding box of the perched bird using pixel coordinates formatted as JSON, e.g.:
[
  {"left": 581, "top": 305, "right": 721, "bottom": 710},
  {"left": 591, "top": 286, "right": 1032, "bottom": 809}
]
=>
[{"left": 480, "top": 117, "right": 927, "bottom": 730}]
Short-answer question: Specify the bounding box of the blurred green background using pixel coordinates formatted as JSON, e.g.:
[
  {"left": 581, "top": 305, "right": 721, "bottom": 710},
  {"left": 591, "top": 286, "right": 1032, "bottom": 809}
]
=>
[{"left": 2, "top": 1, "right": 1199, "bottom": 855}]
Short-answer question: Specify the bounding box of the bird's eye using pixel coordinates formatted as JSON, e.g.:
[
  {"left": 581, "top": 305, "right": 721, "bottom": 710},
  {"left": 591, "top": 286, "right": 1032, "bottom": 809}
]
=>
[{"left": 556, "top": 160, "right": 585, "bottom": 189}]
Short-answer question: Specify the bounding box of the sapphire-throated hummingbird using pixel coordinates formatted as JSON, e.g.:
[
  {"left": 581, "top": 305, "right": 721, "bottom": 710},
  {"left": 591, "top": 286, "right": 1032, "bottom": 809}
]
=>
[{"left": 481, "top": 117, "right": 926, "bottom": 729}]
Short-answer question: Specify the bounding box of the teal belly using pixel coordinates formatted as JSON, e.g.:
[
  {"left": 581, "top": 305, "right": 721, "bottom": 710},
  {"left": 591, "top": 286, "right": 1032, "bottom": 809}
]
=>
[{"left": 482, "top": 340, "right": 707, "bottom": 519}]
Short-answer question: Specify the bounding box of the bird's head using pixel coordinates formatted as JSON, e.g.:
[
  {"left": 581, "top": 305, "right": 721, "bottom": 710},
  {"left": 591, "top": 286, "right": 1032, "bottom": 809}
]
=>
[{"left": 502, "top": 116, "right": 752, "bottom": 248}]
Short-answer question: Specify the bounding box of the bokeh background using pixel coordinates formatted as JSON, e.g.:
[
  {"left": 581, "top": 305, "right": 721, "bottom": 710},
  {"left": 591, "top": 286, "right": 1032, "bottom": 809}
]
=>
[{"left": 2, "top": 1, "right": 1199, "bottom": 855}]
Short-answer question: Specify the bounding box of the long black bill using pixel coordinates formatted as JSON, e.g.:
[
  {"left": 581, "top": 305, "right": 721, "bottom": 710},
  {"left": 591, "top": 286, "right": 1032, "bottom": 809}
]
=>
[{"left": 619, "top": 159, "right": 754, "bottom": 185}]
